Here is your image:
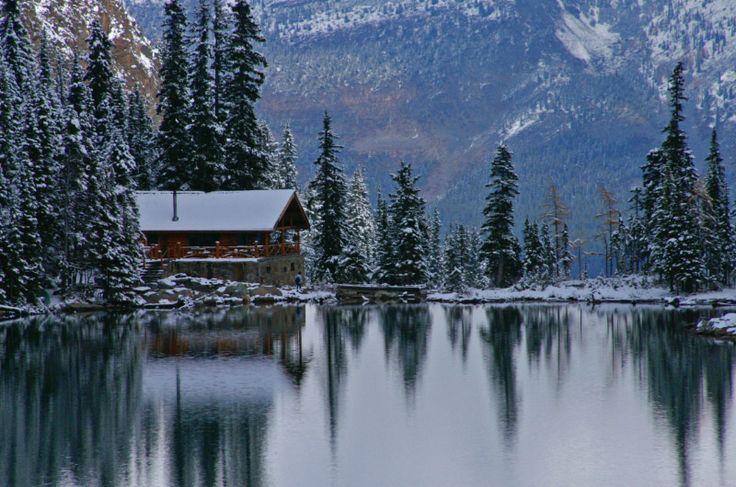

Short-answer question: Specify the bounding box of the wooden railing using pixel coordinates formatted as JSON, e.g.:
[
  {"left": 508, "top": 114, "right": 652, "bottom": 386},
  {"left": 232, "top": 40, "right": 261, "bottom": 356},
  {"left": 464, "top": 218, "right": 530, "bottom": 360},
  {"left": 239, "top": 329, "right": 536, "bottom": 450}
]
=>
[{"left": 144, "top": 242, "right": 301, "bottom": 261}]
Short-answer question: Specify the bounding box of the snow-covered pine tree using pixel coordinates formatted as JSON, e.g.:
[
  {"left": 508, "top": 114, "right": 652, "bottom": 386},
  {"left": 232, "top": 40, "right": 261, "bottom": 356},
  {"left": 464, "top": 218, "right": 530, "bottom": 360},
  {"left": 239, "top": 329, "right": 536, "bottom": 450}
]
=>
[
  {"left": 189, "top": 0, "right": 220, "bottom": 192},
  {"left": 443, "top": 226, "right": 465, "bottom": 292},
  {"left": 31, "top": 33, "right": 64, "bottom": 278},
  {"left": 626, "top": 188, "right": 646, "bottom": 273},
  {"left": 60, "top": 55, "right": 95, "bottom": 289},
  {"left": 310, "top": 113, "right": 347, "bottom": 283},
  {"left": 465, "top": 228, "right": 484, "bottom": 288},
  {"left": 222, "top": 0, "right": 267, "bottom": 190},
  {"left": 96, "top": 117, "right": 142, "bottom": 303},
  {"left": 85, "top": 19, "right": 114, "bottom": 132},
  {"left": 539, "top": 223, "right": 555, "bottom": 282},
  {"left": 0, "top": 0, "right": 34, "bottom": 90},
  {"left": 425, "top": 208, "right": 443, "bottom": 286},
  {"left": 157, "top": 0, "right": 192, "bottom": 191},
  {"left": 128, "top": 89, "right": 157, "bottom": 190},
  {"left": 386, "top": 162, "right": 428, "bottom": 285},
  {"left": 522, "top": 218, "right": 543, "bottom": 279},
  {"left": 256, "top": 122, "right": 279, "bottom": 189},
  {"left": 346, "top": 167, "right": 375, "bottom": 263},
  {"left": 649, "top": 63, "right": 703, "bottom": 292},
  {"left": 704, "top": 128, "right": 733, "bottom": 285},
  {"left": 212, "top": 0, "right": 230, "bottom": 125},
  {"left": 559, "top": 223, "right": 573, "bottom": 278},
  {"left": 480, "top": 144, "right": 522, "bottom": 287},
  {"left": 277, "top": 124, "right": 298, "bottom": 190},
  {"left": 373, "top": 189, "right": 393, "bottom": 284}
]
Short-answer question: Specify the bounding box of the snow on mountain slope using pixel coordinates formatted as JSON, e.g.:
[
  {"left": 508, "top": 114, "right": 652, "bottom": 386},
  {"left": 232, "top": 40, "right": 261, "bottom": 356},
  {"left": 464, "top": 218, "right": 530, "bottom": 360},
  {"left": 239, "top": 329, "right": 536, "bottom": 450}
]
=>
[{"left": 23, "top": 0, "right": 159, "bottom": 103}]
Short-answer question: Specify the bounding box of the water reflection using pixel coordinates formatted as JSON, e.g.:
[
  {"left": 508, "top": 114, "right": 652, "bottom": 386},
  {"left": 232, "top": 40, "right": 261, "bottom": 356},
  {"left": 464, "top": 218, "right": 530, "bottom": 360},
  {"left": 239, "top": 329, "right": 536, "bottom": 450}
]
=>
[
  {"left": 1, "top": 305, "right": 736, "bottom": 486},
  {"left": 379, "top": 306, "right": 432, "bottom": 399},
  {"left": 0, "top": 314, "right": 142, "bottom": 487}
]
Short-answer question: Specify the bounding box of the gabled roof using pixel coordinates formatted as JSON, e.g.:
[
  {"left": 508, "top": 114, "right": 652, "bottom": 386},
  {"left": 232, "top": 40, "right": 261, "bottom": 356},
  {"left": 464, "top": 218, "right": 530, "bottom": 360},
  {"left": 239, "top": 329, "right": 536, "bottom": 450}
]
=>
[{"left": 136, "top": 190, "right": 310, "bottom": 232}]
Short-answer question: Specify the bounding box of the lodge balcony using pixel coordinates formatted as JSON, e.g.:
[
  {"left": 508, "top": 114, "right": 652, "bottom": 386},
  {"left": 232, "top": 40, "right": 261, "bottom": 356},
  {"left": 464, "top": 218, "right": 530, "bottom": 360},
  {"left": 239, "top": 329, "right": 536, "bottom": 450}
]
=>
[{"left": 145, "top": 241, "right": 302, "bottom": 261}]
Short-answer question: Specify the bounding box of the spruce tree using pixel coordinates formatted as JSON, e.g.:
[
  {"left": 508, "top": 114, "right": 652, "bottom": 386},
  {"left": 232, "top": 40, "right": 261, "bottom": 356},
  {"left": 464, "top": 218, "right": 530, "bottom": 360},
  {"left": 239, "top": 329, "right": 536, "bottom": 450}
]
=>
[
  {"left": 346, "top": 167, "right": 375, "bottom": 263},
  {"left": 32, "top": 34, "right": 64, "bottom": 277},
  {"left": 373, "top": 190, "right": 393, "bottom": 284},
  {"left": 704, "top": 128, "right": 733, "bottom": 285},
  {"left": 540, "top": 223, "right": 555, "bottom": 282},
  {"left": 212, "top": 0, "right": 230, "bottom": 125},
  {"left": 465, "top": 229, "right": 484, "bottom": 288},
  {"left": 189, "top": 0, "right": 221, "bottom": 191},
  {"left": 157, "top": 0, "right": 192, "bottom": 191},
  {"left": 310, "top": 113, "right": 347, "bottom": 283},
  {"left": 85, "top": 19, "right": 114, "bottom": 130},
  {"left": 559, "top": 223, "right": 573, "bottom": 278},
  {"left": 128, "top": 89, "right": 157, "bottom": 189},
  {"left": 481, "top": 144, "right": 522, "bottom": 287},
  {"left": 649, "top": 63, "right": 703, "bottom": 292},
  {"left": 60, "top": 55, "right": 95, "bottom": 289},
  {"left": 426, "top": 208, "right": 443, "bottom": 285},
  {"left": 522, "top": 219, "right": 544, "bottom": 279},
  {"left": 443, "top": 226, "right": 465, "bottom": 292},
  {"left": 387, "top": 162, "right": 428, "bottom": 285},
  {"left": 277, "top": 124, "right": 298, "bottom": 190},
  {"left": 222, "top": 0, "right": 267, "bottom": 189},
  {"left": 0, "top": 0, "right": 34, "bottom": 89},
  {"left": 256, "top": 122, "right": 279, "bottom": 188}
]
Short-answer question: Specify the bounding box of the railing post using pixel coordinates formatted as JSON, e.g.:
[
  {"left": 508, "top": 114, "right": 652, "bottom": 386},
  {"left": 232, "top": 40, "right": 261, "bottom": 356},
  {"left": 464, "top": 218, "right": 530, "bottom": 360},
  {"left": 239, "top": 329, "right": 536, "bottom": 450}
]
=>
[{"left": 215, "top": 241, "right": 221, "bottom": 258}]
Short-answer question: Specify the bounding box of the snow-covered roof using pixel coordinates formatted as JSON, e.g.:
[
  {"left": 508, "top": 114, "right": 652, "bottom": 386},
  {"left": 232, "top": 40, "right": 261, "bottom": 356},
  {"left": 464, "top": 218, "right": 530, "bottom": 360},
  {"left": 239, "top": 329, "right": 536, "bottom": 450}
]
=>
[{"left": 136, "top": 190, "right": 309, "bottom": 232}]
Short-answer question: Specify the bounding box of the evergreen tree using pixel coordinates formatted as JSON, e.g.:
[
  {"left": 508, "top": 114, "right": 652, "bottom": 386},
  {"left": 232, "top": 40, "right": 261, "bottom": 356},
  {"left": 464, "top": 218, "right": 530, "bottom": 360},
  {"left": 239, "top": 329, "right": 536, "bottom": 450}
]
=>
[
  {"left": 648, "top": 63, "right": 704, "bottom": 292},
  {"left": 222, "top": 0, "right": 267, "bottom": 189},
  {"left": 128, "top": 89, "right": 157, "bottom": 189},
  {"left": 373, "top": 190, "right": 393, "bottom": 284},
  {"left": 212, "top": 0, "right": 230, "bottom": 125},
  {"left": 481, "top": 144, "right": 522, "bottom": 287},
  {"left": 703, "top": 128, "right": 733, "bottom": 285},
  {"left": 310, "top": 113, "right": 347, "bottom": 283},
  {"left": 277, "top": 124, "right": 298, "bottom": 190},
  {"left": 465, "top": 228, "right": 484, "bottom": 288},
  {"left": 157, "top": 0, "right": 192, "bottom": 191},
  {"left": 426, "top": 208, "right": 443, "bottom": 285},
  {"left": 0, "top": 0, "right": 34, "bottom": 89},
  {"left": 346, "top": 167, "right": 375, "bottom": 262},
  {"left": 443, "top": 226, "right": 465, "bottom": 292},
  {"left": 189, "top": 0, "right": 221, "bottom": 191},
  {"left": 540, "top": 223, "right": 555, "bottom": 282},
  {"left": 386, "top": 162, "right": 427, "bottom": 285},
  {"left": 60, "top": 55, "right": 95, "bottom": 289},
  {"left": 32, "top": 34, "right": 64, "bottom": 277},
  {"left": 522, "top": 218, "right": 544, "bottom": 279},
  {"left": 559, "top": 223, "right": 573, "bottom": 278},
  {"left": 85, "top": 19, "right": 114, "bottom": 130},
  {"left": 627, "top": 188, "right": 646, "bottom": 273},
  {"left": 256, "top": 122, "right": 279, "bottom": 188}
]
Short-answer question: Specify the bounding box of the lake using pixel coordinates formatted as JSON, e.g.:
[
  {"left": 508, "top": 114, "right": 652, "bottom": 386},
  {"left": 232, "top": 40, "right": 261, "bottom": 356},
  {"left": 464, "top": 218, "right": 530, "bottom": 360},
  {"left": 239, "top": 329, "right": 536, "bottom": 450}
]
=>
[{"left": 1, "top": 304, "right": 734, "bottom": 487}]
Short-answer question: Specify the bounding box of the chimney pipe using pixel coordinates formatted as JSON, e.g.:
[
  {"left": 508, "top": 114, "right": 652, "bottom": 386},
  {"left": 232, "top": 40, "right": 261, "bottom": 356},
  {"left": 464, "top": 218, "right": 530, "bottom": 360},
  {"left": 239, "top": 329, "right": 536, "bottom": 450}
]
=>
[{"left": 172, "top": 190, "right": 179, "bottom": 222}]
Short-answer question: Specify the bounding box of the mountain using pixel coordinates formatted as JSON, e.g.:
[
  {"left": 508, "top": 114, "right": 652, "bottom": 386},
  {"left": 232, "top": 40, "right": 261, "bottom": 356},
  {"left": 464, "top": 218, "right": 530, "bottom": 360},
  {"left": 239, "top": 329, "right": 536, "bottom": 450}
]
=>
[
  {"left": 127, "top": 1, "right": 736, "bottom": 237},
  {"left": 22, "top": 0, "right": 159, "bottom": 104}
]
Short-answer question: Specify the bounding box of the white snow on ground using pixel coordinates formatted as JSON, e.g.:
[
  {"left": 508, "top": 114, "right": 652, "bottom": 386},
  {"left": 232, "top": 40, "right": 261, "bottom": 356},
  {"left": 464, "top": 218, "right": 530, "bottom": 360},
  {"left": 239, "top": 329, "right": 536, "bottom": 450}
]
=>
[
  {"left": 429, "top": 277, "right": 736, "bottom": 306},
  {"left": 697, "top": 314, "right": 736, "bottom": 337}
]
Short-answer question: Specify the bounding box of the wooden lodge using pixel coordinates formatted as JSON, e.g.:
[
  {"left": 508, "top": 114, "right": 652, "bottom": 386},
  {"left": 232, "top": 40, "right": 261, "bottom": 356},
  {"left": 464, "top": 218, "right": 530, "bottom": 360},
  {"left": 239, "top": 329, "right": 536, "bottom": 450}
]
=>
[
  {"left": 135, "top": 190, "right": 309, "bottom": 285},
  {"left": 136, "top": 190, "right": 310, "bottom": 261}
]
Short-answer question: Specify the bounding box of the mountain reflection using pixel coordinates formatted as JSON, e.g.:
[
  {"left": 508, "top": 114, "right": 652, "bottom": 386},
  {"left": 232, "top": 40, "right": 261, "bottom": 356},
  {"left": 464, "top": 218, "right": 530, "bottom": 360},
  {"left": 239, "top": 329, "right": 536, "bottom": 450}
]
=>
[{"left": 379, "top": 306, "right": 432, "bottom": 399}]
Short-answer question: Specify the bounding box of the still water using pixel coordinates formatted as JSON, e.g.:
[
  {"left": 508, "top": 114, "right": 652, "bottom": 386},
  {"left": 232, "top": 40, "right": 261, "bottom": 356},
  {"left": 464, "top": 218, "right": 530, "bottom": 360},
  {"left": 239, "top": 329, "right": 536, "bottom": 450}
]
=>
[{"left": 1, "top": 305, "right": 735, "bottom": 487}]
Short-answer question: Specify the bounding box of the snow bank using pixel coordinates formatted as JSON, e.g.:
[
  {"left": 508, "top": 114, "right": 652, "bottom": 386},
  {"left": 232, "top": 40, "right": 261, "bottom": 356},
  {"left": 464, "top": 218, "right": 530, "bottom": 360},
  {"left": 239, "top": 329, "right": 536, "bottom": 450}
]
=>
[
  {"left": 429, "top": 277, "right": 736, "bottom": 306},
  {"left": 697, "top": 314, "right": 736, "bottom": 338}
]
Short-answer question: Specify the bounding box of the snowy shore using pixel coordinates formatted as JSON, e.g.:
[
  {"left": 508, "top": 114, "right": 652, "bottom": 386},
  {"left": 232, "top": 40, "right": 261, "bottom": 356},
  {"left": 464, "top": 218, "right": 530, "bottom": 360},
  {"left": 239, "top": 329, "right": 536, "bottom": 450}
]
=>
[{"left": 428, "top": 277, "right": 736, "bottom": 307}]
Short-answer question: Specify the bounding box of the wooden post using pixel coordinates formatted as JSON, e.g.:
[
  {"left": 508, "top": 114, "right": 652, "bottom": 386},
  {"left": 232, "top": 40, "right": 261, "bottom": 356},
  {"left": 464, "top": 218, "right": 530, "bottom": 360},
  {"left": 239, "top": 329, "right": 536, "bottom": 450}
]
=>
[
  {"left": 215, "top": 241, "right": 221, "bottom": 258},
  {"left": 264, "top": 233, "right": 270, "bottom": 257}
]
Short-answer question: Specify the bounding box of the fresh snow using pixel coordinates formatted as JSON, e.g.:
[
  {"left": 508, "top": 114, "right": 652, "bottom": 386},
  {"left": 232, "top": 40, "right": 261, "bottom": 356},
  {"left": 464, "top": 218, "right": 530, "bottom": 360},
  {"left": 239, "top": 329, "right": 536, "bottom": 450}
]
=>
[
  {"left": 555, "top": 5, "right": 620, "bottom": 64},
  {"left": 136, "top": 190, "right": 299, "bottom": 232}
]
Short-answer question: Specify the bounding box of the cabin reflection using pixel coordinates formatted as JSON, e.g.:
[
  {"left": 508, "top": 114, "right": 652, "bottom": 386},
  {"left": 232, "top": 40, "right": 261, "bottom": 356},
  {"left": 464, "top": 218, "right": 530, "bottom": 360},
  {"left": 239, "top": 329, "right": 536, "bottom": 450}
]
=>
[{"left": 143, "top": 306, "right": 309, "bottom": 385}]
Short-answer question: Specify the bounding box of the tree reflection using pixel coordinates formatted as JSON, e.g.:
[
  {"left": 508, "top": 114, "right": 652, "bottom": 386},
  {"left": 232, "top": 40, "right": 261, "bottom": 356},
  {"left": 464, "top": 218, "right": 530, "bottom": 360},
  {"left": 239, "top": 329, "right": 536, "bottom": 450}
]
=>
[
  {"left": 479, "top": 306, "right": 523, "bottom": 447},
  {"left": 379, "top": 306, "right": 432, "bottom": 400},
  {"left": 318, "top": 306, "right": 371, "bottom": 452},
  {"left": 0, "top": 314, "right": 142, "bottom": 487},
  {"left": 444, "top": 305, "right": 473, "bottom": 362}
]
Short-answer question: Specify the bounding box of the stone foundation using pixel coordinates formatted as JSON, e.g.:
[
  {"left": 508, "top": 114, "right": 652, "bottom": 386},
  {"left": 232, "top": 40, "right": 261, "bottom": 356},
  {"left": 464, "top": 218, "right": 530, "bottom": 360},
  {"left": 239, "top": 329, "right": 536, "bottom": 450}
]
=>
[{"left": 165, "top": 255, "right": 305, "bottom": 286}]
